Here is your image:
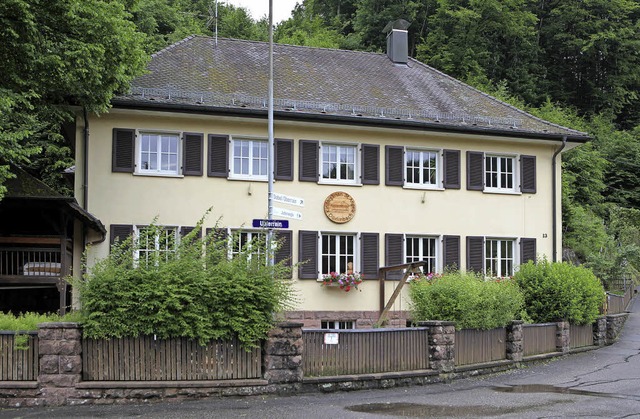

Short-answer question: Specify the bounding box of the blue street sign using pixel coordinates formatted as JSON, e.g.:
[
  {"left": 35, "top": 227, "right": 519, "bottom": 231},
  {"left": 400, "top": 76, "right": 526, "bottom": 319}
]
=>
[{"left": 252, "top": 219, "right": 289, "bottom": 229}]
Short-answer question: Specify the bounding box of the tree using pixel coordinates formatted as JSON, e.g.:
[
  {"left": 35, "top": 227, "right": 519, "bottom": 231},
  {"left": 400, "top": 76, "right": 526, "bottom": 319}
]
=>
[{"left": 0, "top": 0, "right": 148, "bottom": 197}]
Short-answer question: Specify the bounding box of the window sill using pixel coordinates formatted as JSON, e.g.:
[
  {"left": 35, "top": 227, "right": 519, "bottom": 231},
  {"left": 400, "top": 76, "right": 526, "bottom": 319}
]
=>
[
  {"left": 402, "top": 185, "right": 444, "bottom": 191},
  {"left": 318, "top": 181, "right": 362, "bottom": 187},
  {"left": 133, "top": 172, "right": 184, "bottom": 179},
  {"left": 228, "top": 176, "right": 268, "bottom": 182},
  {"left": 483, "top": 189, "right": 522, "bottom": 196}
]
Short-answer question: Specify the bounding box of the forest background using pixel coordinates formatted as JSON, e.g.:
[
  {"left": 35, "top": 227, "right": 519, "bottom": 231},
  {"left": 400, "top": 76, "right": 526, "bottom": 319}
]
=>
[{"left": 2, "top": 0, "right": 639, "bottom": 288}]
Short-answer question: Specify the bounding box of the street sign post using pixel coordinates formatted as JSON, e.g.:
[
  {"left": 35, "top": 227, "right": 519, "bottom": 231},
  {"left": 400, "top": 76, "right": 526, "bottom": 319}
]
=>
[{"left": 252, "top": 219, "right": 289, "bottom": 229}]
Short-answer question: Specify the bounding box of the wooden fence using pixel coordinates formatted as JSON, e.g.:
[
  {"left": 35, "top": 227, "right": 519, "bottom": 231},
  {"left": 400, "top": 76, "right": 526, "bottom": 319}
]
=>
[
  {"left": 82, "top": 336, "right": 261, "bottom": 381},
  {"left": 302, "top": 328, "right": 429, "bottom": 377},
  {"left": 607, "top": 287, "right": 633, "bottom": 315},
  {"left": 522, "top": 323, "right": 557, "bottom": 357},
  {"left": 454, "top": 328, "right": 507, "bottom": 366},
  {"left": 0, "top": 332, "right": 38, "bottom": 381},
  {"left": 570, "top": 324, "right": 594, "bottom": 349}
]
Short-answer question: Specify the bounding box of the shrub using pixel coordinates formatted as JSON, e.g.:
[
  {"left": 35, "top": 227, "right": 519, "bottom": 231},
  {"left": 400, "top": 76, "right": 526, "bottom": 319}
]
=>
[
  {"left": 409, "top": 271, "right": 524, "bottom": 330},
  {"left": 515, "top": 260, "right": 605, "bottom": 325},
  {"left": 74, "top": 218, "right": 297, "bottom": 348},
  {"left": 0, "top": 311, "right": 76, "bottom": 350}
]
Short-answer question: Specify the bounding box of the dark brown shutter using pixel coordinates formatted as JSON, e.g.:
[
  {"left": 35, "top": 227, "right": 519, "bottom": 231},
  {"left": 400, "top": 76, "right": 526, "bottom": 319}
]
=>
[
  {"left": 520, "top": 237, "right": 537, "bottom": 264},
  {"left": 207, "top": 134, "right": 229, "bottom": 177},
  {"left": 442, "top": 235, "right": 460, "bottom": 270},
  {"left": 275, "top": 138, "right": 294, "bottom": 181},
  {"left": 110, "top": 224, "right": 133, "bottom": 245},
  {"left": 520, "top": 155, "right": 537, "bottom": 193},
  {"left": 467, "top": 151, "right": 484, "bottom": 191},
  {"left": 298, "top": 230, "right": 318, "bottom": 279},
  {"left": 183, "top": 133, "right": 203, "bottom": 176},
  {"left": 360, "top": 233, "right": 379, "bottom": 279},
  {"left": 443, "top": 149, "right": 461, "bottom": 189},
  {"left": 361, "top": 144, "right": 380, "bottom": 185},
  {"left": 385, "top": 145, "right": 404, "bottom": 186},
  {"left": 385, "top": 233, "right": 404, "bottom": 280},
  {"left": 466, "top": 236, "right": 484, "bottom": 273},
  {"left": 112, "top": 129, "right": 135, "bottom": 173},
  {"left": 180, "top": 226, "right": 202, "bottom": 239},
  {"left": 275, "top": 230, "right": 293, "bottom": 278},
  {"left": 299, "top": 140, "right": 319, "bottom": 182}
]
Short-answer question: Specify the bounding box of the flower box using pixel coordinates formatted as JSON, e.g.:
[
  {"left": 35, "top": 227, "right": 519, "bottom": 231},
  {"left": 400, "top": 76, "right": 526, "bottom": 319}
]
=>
[{"left": 321, "top": 272, "right": 363, "bottom": 292}]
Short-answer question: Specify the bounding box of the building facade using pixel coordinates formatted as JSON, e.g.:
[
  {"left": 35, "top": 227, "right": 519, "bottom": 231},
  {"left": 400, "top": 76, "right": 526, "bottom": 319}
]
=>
[{"left": 73, "top": 31, "right": 588, "bottom": 328}]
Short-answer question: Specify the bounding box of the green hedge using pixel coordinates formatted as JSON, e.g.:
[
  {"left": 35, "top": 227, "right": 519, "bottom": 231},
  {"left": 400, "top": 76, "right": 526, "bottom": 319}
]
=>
[
  {"left": 515, "top": 260, "right": 604, "bottom": 325},
  {"left": 409, "top": 271, "right": 524, "bottom": 330},
  {"left": 75, "top": 221, "right": 296, "bottom": 348}
]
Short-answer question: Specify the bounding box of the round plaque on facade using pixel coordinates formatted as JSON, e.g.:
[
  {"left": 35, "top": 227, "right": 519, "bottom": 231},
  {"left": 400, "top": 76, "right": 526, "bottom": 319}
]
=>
[{"left": 324, "top": 192, "right": 356, "bottom": 224}]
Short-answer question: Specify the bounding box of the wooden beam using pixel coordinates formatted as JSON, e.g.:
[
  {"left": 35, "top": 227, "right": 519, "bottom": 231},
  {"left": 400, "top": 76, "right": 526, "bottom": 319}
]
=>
[{"left": 376, "top": 262, "right": 426, "bottom": 327}]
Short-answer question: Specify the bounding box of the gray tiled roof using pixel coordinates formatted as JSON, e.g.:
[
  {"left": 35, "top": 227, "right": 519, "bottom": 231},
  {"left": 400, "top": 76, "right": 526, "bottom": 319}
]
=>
[{"left": 117, "top": 36, "right": 588, "bottom": 140}]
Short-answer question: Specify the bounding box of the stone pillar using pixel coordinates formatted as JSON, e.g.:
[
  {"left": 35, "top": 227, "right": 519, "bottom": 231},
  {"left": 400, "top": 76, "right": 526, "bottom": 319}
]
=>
[
  {"left": 593, "top": 316, "right": 607, "bottom": 347},
  {"left": 506, "top": 320, "right": 523, "bottom": 362},
  {"left": 556, "top": 321, "right": 570, "bottom": 353},
  {"left": 264, "top": 322, "right": 303, "bottom": 387},
  {"left": 37, "top": 322, "right": 82, "bottom": 406},
  {"left": 418, "top": 321, "right": 455, "bottom": 373}
]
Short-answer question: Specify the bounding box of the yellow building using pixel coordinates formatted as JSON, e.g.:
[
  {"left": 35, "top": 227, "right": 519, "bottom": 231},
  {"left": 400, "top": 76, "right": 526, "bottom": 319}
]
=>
[{"left": 73, "top": 31, "right": 588, "bottom": 328}]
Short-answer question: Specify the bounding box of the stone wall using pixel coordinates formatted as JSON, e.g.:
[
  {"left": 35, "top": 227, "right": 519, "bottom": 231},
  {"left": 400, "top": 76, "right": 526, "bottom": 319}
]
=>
[
  {"left": 606, "top": 313, "right": 630, "bottom": 344},
  {"left": 284, "top": 310, "right": 410, "bottom": 329}
]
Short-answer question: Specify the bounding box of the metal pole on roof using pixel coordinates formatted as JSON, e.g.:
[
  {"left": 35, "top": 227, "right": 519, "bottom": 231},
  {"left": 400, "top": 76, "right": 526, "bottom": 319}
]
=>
[{"left": 267, "top": 0, "right": 275, "bottom": 266}]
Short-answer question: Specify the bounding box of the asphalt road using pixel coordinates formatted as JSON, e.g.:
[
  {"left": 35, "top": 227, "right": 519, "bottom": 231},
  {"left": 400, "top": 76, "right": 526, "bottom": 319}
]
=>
[{"left": 2, "top": 298, "right": 640, "bottom": 419}]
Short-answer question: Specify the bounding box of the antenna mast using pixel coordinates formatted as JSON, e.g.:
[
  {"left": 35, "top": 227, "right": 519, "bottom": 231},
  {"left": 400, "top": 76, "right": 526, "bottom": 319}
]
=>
[{"left": 207, "top": 1, "right": 218, "bottom": 46}]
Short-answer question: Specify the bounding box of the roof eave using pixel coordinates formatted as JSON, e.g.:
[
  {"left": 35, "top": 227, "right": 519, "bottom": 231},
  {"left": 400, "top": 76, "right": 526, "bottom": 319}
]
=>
[{"left": 111, "top": 99, "right": 591, "bottom": 143}]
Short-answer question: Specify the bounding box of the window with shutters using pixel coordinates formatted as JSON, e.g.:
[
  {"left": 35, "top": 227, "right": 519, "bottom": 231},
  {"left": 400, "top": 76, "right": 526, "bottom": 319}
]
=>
[
  {"left": 405, "top": 149, "right": 440, "bottom": 188},
  {"left": 485, "top": 155, "right": 516, "bottom": 192},
  {"left": 134, "top": 225, "right": 178, "bottom": 267},
  {"left": 467, "top": 151, "right": 535, "bottom": 194},
  {"left": 230, "top": 138, "right": 268, "bottom": 180},
  {"left": 138, "top": 132, "right": 180, "bottom": 175},
  {"left": 321, "top": 233, "right": 357, "bottom": 275},
  {"left": 320, "top": 143, "right": 358, "bottom": 184},
  {"left": 405, "top": 236, "right": 438, "bottom": 274},
  {"left": 485, "top": 238, "right": 515, "bottom": 277}
]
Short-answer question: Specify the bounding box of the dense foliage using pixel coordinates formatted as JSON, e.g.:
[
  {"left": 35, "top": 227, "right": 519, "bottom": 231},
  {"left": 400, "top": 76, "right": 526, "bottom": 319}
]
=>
[
  {"left": 409, "top": 272, "right": 524, "bottom": 330},
  {"left": 74, "top": 222, "right": 296, "bottom": 348},
  {"left": 0, "top": 0, "right": 147, "bottom": 197},
  {"left": 515, "top": 260, "right": 605, "bottom": 325}
]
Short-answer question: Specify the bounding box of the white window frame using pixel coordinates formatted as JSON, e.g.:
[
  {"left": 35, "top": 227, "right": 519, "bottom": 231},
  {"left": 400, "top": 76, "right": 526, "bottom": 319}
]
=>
[
  {"left": 485, "top": 238, "right": 516, "bottom": 277},
  {"left": 404, "top": 148, "right": 442, "bottom": 189},
  {"left": 228, "top": 229, "right": 267, "bottom": 262},
  {"left": 319, "top": 142, "right": 359, "bottom": 185},
  {"left": 136, "top": 131, "right": 182, "bottom": 176},
  {"left": 321, "top": 320, "right": 355, "bottom": 330},
  {"left": 484, "top": 154, "right": 518, "bottom": 193},
  {"left": 229, "top": 137, "right": 269, "bottom": 181},
  {"left": 134, "top": 225, "right": 178, "bottom": 266},
  {"left": 319, "top": 232, "right": 358, "bottom": 277},
  {"left": 404, "top": 235, "right": 440, "bottom": 274}
]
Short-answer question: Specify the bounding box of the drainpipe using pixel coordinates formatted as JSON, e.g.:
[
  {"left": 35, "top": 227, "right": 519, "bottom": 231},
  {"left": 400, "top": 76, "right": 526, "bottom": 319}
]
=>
[
  {"left": 552, "top": 136, "right": 567, "bottom": 262},
  {"left": 82, "top": 107, "right": 89, "bottom": 210}
]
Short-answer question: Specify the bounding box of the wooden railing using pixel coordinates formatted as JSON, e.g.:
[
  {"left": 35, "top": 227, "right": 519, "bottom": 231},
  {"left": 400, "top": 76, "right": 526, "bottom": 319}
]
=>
[
  {"left": 82, "top": 336, "right": 261, "bottom": 381},
  {"left": 302, "top": 328, "right": 430, "bottom": 377},
  {"left": 570, "top": 324, "right": 594, "bottom": 349},
  {"left": 455, "top": 328, "right": 507, "bottom": 366},
  {"left": 522, "top": 323, "right": 557, "bottom": 356},
  {"left": 0, "top": 332, "right": 39, "bottom": 381}
]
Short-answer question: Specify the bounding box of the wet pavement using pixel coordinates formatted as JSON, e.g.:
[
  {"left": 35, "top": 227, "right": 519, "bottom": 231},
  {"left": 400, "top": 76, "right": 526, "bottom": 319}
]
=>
[{"left": 2, "top": 297, "right": 640, "bottom": 418}]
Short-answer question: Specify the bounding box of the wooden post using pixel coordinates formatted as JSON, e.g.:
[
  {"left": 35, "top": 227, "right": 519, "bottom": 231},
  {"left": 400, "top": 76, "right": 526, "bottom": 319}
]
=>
[{"left": 376, "top": 262, "right": 426, "bottom": 327}]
